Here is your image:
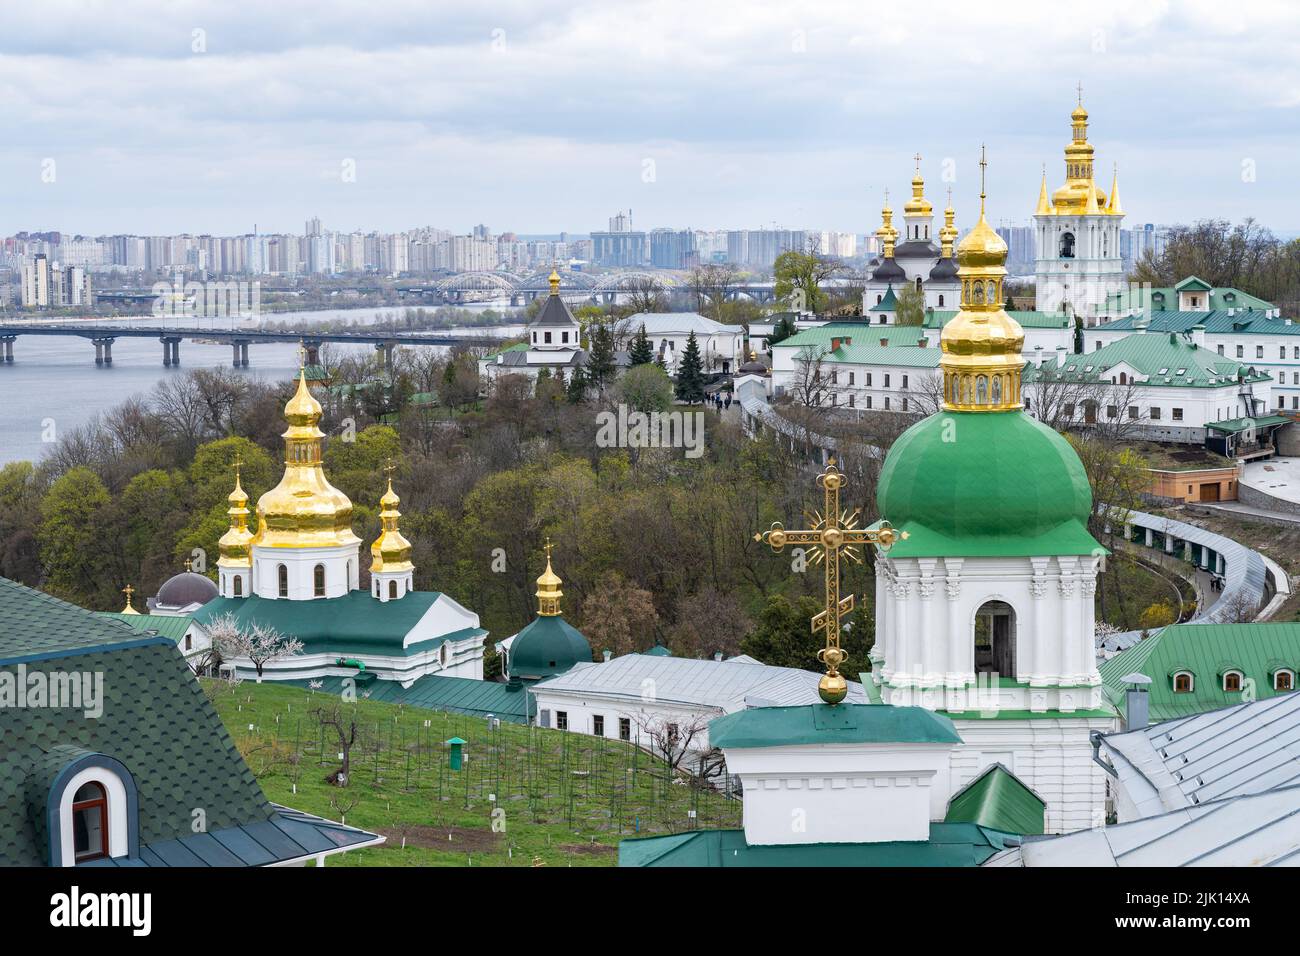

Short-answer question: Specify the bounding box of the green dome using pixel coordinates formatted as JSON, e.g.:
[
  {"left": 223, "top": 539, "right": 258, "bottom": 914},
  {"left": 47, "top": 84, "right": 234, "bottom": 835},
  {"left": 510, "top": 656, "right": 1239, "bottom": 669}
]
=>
[
  {"left": 877, "top": 411, "right": 1099, "bottom": 558},
  {"left": 507, "top": 615, "right": 592, "bottom": 681}
]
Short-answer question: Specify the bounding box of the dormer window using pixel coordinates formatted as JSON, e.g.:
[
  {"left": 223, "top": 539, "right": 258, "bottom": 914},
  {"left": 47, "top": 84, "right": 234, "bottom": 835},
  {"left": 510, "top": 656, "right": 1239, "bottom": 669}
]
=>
[
  {"left": 1276, "top": 670, "right": 1294, "bottom": 692},
  {"left": 1173, "top": 671, "right": 1194, "bottom": 693},
  {"left": 1222, "top": 671, "right": 1243, "bottom": 693}
]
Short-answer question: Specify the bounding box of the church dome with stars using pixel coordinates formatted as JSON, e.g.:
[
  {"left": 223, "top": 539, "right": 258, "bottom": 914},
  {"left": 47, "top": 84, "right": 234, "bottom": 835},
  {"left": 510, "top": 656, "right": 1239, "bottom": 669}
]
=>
[{"left": 877, "top": 154, "right": 1097, "bottom": 558}]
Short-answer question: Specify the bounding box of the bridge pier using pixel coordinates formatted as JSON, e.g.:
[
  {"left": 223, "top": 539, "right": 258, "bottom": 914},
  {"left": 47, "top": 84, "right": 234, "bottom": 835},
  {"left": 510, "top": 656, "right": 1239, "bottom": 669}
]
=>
[
  {"left": 161, "top": 337, "right": 180, "bottom": 367},
  {"left": 241, "top": 342, "right": 249, "bottom": 367},
  {"left": 1, "top": 336, "right": 13, "bottom": 364},
  {"left": 375, "top": 342, "right": 394, "bottom": 370},
  {"left": 231, "top": 341, "right": 250, "bottom": 368},
  {"left": 92, "top": 337, "right": 115, "bottom": 367}
]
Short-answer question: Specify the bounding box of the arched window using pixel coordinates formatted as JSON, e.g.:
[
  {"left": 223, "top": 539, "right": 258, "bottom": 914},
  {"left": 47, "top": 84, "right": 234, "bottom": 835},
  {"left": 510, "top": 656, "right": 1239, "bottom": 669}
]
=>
[
  {"left": 233, "top": 576, "right": 242, "bottom": 597},
  {"left": 389, "top": 580, "right": 398, "bottom": 600},
  {"left": 314, "top": 564, "right": 326, "bottom": 597},
  {"left": 1222, "top": 671, "right": 1242, "bottom": 693},
  {"left": 1173, "top": 671, "right": 1194, "bottom": 693},
  {"left": 915, "top": 277, "right": 922, "bottom": 293},
  {"left": 938, "top": 294, "right": 945, "bottom": 307},
  {"left": 1059, "top": 232, "right": 1076, "bottom": 259},
  {"left": 71, "top": 782, "right": 108, "bottom": 862},
  {"left": 1276, "top": 670, "right": 1294, "bottom": 692},
  {"left": 440, "top": 644, "right": 449, "bottom": 666},
  {"left": 973, "top": 600, "right": 1016, "bottom": 678},
  {"left": 277, "top": 564, "right": 288, "bottom": 598}
]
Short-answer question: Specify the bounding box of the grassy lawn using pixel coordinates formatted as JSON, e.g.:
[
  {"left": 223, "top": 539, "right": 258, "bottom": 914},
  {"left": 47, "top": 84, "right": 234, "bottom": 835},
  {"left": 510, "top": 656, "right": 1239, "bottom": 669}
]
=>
[{"left": 204, "top": 679, "right": 741, "bottom": 867}]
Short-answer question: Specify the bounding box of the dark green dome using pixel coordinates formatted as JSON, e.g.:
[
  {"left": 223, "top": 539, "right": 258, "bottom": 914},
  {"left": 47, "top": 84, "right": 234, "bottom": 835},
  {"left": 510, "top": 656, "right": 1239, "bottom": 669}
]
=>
[
  {"left": 507, "top": 615, "right": 592, "bottom": 681},
  {"left": 877, "top": 410, "right": 1098, "bottom": 558}
]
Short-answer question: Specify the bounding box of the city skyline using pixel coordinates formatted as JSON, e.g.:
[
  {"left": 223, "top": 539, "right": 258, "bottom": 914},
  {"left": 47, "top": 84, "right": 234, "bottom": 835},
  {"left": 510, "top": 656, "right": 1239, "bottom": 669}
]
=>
[{"left": 3, "top": 1, "right": 1299, "bottom": 235}]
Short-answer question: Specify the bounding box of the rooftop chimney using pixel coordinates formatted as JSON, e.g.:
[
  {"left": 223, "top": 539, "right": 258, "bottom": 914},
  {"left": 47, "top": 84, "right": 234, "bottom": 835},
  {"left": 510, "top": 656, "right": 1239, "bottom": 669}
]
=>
[
  {"left": 602, "top": 649, "right": 612, "bottom": 663},
  {"left": 1121, "top": 672, "right": 1152, "bottom": 731}
]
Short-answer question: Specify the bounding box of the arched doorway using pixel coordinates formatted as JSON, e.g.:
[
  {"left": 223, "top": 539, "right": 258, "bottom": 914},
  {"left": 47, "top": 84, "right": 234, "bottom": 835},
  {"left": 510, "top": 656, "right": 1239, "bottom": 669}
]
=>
[
  {"left": 974, "top": 600, "right": 1016, "bottom": 678},
  {"left": 1059, "top": 232, "right": 1076, "bottom": 259}
]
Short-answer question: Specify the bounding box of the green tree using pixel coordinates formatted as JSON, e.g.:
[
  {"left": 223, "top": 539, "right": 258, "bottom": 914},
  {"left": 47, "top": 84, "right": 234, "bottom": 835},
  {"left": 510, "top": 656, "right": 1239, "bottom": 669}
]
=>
[
  {"left": 614, "top": 363, "right": 674, "bottom": 415},
  {"left": 894, "top": 283, "right": 925, "bottom": 326},
  {"left": 629, "top": 324, "right": 654, "bottom": 366},
  {"left": 774, "top": 248, "right": 838, "bottom": 313},
  {"left": 38, "top": 467, "right": 112, "bottom": 607},
  {"left": 566, "top": 364, "right": 588, "bottom": 404},
  {"left": 674, "top": 331, "right": 706, "bottom": 404},
  {"left": 767, "top": 314, "right": 798, "bottom": 347},
  {"left": 585, "top": 323, "right": 617, "bottom": 393}
]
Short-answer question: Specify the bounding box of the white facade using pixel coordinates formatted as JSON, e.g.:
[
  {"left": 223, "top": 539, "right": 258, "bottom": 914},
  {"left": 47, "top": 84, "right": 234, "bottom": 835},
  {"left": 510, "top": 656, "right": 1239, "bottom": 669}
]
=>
[
  {"left": 1033, "top": 211, "right": 1125, "bottom": 326},
  {"left": 869, "top": 552, "right": 1117, "bottom": 832},
  {"left": 622, "top": 313, "right": 746, "bottom": 374},
  {"left": 251, "top": 541, "right": 360, "bottom": 600}
]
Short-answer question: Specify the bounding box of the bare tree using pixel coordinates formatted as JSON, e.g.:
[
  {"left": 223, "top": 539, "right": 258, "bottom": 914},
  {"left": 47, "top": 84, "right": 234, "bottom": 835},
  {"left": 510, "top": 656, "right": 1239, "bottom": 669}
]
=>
[
  {"left": 787, "top": 345, "right": 833, "bottom": 407},
  {"left": 688, "top": 263, "right": 739, "bottom": 322},
  {"left": 631, "top": 712, "right": 711, "bottom": 773},
  {"left": 314, "top": 703, "right": 360, "bottom": 787}
]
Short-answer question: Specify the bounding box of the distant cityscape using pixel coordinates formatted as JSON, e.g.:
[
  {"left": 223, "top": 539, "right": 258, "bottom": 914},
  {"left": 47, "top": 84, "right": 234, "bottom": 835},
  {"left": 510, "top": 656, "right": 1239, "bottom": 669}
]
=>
[{"left": 0, "top": 209, "right": 1175, "bottom": 310}]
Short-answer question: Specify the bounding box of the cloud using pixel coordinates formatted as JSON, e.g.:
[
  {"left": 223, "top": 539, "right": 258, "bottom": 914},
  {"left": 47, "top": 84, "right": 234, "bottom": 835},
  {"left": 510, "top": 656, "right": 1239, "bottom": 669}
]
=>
[{"left": 1, "top": 0, "right": 1297, "bottom": 234}]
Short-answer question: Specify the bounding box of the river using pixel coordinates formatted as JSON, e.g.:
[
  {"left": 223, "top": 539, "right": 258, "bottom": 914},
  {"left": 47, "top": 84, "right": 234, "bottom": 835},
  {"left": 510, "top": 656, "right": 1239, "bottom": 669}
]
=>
[{"left": 0, "top": 306, "right": 524, "bottom": 467}]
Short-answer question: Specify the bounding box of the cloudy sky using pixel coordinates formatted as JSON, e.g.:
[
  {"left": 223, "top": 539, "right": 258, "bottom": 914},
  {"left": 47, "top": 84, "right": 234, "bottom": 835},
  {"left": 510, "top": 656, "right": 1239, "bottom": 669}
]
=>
[{"left": 3, "top": 0, "right": 1298, "bottom": 237}]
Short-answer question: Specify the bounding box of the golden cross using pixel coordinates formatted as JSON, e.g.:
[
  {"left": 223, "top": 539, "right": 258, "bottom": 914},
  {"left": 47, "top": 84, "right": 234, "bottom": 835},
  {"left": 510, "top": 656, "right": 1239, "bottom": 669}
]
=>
[
  {"left": 913, "top": 152, "right": 923, "bottom": 173},
  {"left": 297, "top": 341, "right": 307, "bottom": 369},
  {"left": 753, "top": 458, "right": 907, "bottom": 704},
  {"left": 1076, "top": 80, "right": 1084, "bottom": 106},
  {"left": 232, "top": 453, "right": 243, "bottom": 478},
  {"left": 543, "top": 535, "right": 553, "bottom": 561},
  {"left": 122, "top": 584, "right": 134, "bottom": 601},
  {"left": 184, "top": 558, "right": 192, "bottom": 572}
]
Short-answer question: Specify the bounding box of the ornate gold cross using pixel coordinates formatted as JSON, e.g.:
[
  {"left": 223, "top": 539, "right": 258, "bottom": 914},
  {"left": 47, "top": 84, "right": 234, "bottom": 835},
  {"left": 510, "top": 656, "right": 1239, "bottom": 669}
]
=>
[{"left": 754, "top": 458, "right": 906, "bottom": 704}]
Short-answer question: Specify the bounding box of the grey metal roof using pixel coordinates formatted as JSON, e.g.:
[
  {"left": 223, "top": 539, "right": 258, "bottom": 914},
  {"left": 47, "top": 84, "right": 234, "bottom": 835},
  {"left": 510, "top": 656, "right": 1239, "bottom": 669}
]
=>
[
  {"left": 1100, "top": 692, "right": 1300, "bottom": 817},
  {"left": 531, "top": 294, "right": 580, "bottom": 327},
  {"left": 1096, "top": 507, "right": 1270, "bottom": 657},
  {"left": 532, "top": 653, "right": 865, "bottom": 712},
  {"left": 985, "top": 783, "right": 1300, "bottom": 866},
  {"left": 893, "top": 239, "right": 941, "bottom": 259},
  {"left": 624, "top": 313, "right": 745, "bottom": 335}
]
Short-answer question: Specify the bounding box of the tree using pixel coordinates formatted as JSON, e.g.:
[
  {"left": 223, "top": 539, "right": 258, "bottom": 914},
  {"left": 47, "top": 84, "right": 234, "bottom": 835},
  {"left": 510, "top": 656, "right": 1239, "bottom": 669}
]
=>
[
  {"left": 767, "top": 314, "right": 798, "bottom": 347},
  {"left": 674, "top": 331, "right": 706, "bottom": 404},
  {"left": 666, "top": 587, "right": 752, "bottom": 658},
  {"left": 1138, "top": 602, "right": 1177, "bottom": 631},
  {"left": 630, "top": 712, "right": 711, "bottom": 774},
  {"left": 894, "top": 283, "right": 925, "bottom": 326},
  {"left": 787, "top": 345, "right": 831, "bottom": 407},
  {"left": 774, "top": 239, "right": 841, "bottom": 314},
  {"left": 313, "top": 703, "right": 361, "bottom": 787},
  {"left": 578, "top": 570, "right": 659, "bottom": 657},
  {"left": 688, "top": 263, "right": 739, "bottom": 323},
  {"left": 585, "top": 322, "right": 617, "bottom": 394},
  {"left": 614, "top": 363, "right": 674, "bottom": 415},
  {"left": 629, "top": 324, "right": 654, "bottom": 366},
  {"left": 740, "top": 594, "right": 873, "bottom": 674},
  {"left": 566, "top": 364, "right": 589, "bottom": 404},
  {"left": 38, "top": 467, "right": 112, "bottom": 607},
  {"left": 208, "top": 614, "right": 305, "bottom": 680}
]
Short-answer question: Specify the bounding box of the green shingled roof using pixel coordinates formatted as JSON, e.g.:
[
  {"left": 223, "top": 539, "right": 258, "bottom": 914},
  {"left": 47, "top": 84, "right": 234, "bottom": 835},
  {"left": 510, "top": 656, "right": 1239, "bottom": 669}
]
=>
[
  {"left": 281, "top": 673, "right": 534, "bottom": 722},
  {"left": 618, "top": 823, "right": 1017, "bottom": 867},
  {"left": 97, "top": 612, "right": 193, "bottom": 643},
  {"left": 1205, "top": 415, "right": 1292, "bottom": 434},
  {"left": 1100, "top": 623, "right": 1300, "bottom": 722},
  {"left": 0, "top": 578, "right": 144, "bottom": 660},
  {"left": 944, "top": 764, "right": 1046, "bottom": 835},
  {"left": 1053, "top": 332, "right": 1269, "bottom": 388},
  {"left": 192, "top": 591, "right": 485, "bottom": 658},
  {"left": 709, "top": 703, "right": 961, "bottom": 750}
]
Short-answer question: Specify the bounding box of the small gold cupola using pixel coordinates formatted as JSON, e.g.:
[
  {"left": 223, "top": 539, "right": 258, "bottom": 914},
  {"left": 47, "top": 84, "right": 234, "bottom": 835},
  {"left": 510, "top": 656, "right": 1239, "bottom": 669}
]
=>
[
  {"left": 903, "top": 153, "right": 933, "bottom": 217},
  {"left": 535, "top": 538, "right": 563, "bottom": 617},
  {"left": 875, "top": 191, "right": 899, "bottom": 257},
  {"left": 370, "top": 467, "right": 413, "bottom": 575},
  {"left": 120, "top": 584, "right": 140, "bottom": 615},
  {"left": 548, "top": 267, "right": 561, "bottom": 296},
  {"left": 939, "top": 188, "right": 959, "bottom": 258},
  {"left": 218, "top": 456, "right": 254, "bottom": 569},
  {"left": 939, "top": 147, "right": 1025, "bottom": 413}
]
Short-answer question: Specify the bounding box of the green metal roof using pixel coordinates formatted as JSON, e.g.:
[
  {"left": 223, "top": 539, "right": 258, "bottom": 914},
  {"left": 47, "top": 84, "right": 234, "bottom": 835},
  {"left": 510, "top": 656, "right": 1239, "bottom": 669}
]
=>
[
  {"left": 281, "top": 673, "right": 534, "bottom": 722},
  {"left": 878, "top": 410, "right": 1101, "bottom": 558},
  {"left": 1205, "top": 415, "right": 1292, "bottom": 434},
  {"left": 1054, "top": 332, "right": 1269, "bottom": 388},
  {"left": 709, "top": 703, "right": 961, "bottom": 750},
  {"left": 1105, "top": 281, "right": 1275, "bottom": 316},
  {"left": 775, "top": 323, "right": 930, "bottom": 351},
  {"left": 870, "top": 285, "right": 898, "bottom": 311},
  {"left": 1096, "top": 310, "right": 1298, "bottom": 337},
  {"left": 97, "top": 612, "right": 193, "bottom": 643},
  {"left": 943, "top": 764, "right": 1046, "bottom": 835},
  {"left": 927, "top": 309, "right": 1072, "bottom": 330},
  {"left": 193, "top": 591, "right": 485, "bottom": 658},
  {"left": 483, "top": 342, "right": 529, "bottom": 362},
  {"left": 1100, "top": 623, "right": 1300, "bottom": 722},
  {"left": 618, "top": 823, "right": 1017, "bottom": 867},
  {"left": 825, "top": 342, "right": 941, "bottom": 368}
]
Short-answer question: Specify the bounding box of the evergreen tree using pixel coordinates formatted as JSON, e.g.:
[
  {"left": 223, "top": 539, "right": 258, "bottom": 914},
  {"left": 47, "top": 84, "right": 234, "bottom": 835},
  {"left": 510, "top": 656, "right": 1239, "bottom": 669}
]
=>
[
  {"left": 585, "top": 322, "right": 616, "bottom": 393},
  {"left": 566, "top": 364, "right": 588, "bottom": 404},
  {"left": 767, "top": 315, "right": 798, "bottom": 346},
  {"left": 674, "top": 330, "right": 706, "bottom": 404},
  {"left": 629, "top": 324, "right": 654, "bottom": 366}
]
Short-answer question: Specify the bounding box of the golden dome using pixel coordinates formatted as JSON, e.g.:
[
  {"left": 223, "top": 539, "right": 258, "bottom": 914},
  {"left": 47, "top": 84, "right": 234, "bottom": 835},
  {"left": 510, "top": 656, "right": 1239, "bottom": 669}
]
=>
[
  {"left": 904, "top": 157, "right": 932, "bottom": 216},
  {"left": 535, "top": 538, "right": 563, "bottom": 617},
  {"left": 1042, "top": 92, "right": 1118, "bottom": 216},
  {"left": 253, "top": 368, "right": 361, "bottom": 550},
  {"left": 218, "top": 463, "right": 254, "bottom": 567},
  {"left": 938, "top": 190, "right": 959, "bottom": 257},
  {"left": 875, "top": 194, "right": 899, "bottom": 256},
  {"left": 370, "top": 477, "right": 413, "bottom": 573},
  {"left": 939, "top": 148, "right": 1025, "bottom": 413},
  {"left": 548, "top": 267, "right": 561, "bottom": 296}
]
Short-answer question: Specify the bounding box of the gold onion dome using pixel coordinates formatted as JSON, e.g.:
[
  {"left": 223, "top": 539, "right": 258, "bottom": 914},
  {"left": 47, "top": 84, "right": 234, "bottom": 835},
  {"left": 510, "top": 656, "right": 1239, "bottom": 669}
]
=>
[
  {"left": 904, "top": 156, "right": 932, "bottom": 216},
  {"left": 218, "top": 463, "right": 254, "bottom": 566},
  {"left": 939, "top": 149, "right": 1024, "bottom": 413},
  {"left": 875, "top": 194, "right": 898, "bottom": 255},
  {"left": 548, "top": 267, "right": 561, "bottom": 296},
  {"left": 535, "top": 540, "right": 563, "bottom": 617},
  {"left": 1048, "top": 92, "right": 1113, "bottom": 214},
  {"left": 254, "top": 368, "right": 361, "bottom": 549},
  {"left": 370, "top": 477, "right": 413, "bottom": 573}
]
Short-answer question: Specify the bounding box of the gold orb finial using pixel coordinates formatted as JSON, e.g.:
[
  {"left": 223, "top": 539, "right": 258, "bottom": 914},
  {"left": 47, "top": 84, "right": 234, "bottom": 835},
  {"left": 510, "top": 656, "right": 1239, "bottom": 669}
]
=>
[{"left": 548, "top": 267, "right": 561, "bottom": 296}]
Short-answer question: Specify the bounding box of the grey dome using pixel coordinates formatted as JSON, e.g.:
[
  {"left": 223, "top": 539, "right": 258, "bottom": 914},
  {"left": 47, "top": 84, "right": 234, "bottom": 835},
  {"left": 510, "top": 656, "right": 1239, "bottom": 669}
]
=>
[
  {"left": 872, "top": 257, "right": 906, "bottom": 282},
  {"left": 155, "top": 571, "right": 218, "bottom": 609}
]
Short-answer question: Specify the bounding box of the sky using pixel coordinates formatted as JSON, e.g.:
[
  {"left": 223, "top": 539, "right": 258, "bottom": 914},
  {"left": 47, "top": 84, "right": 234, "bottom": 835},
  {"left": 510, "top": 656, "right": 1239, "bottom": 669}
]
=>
[{"left": 2, "top": 0, "right": 1299, "bottom": 238}]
